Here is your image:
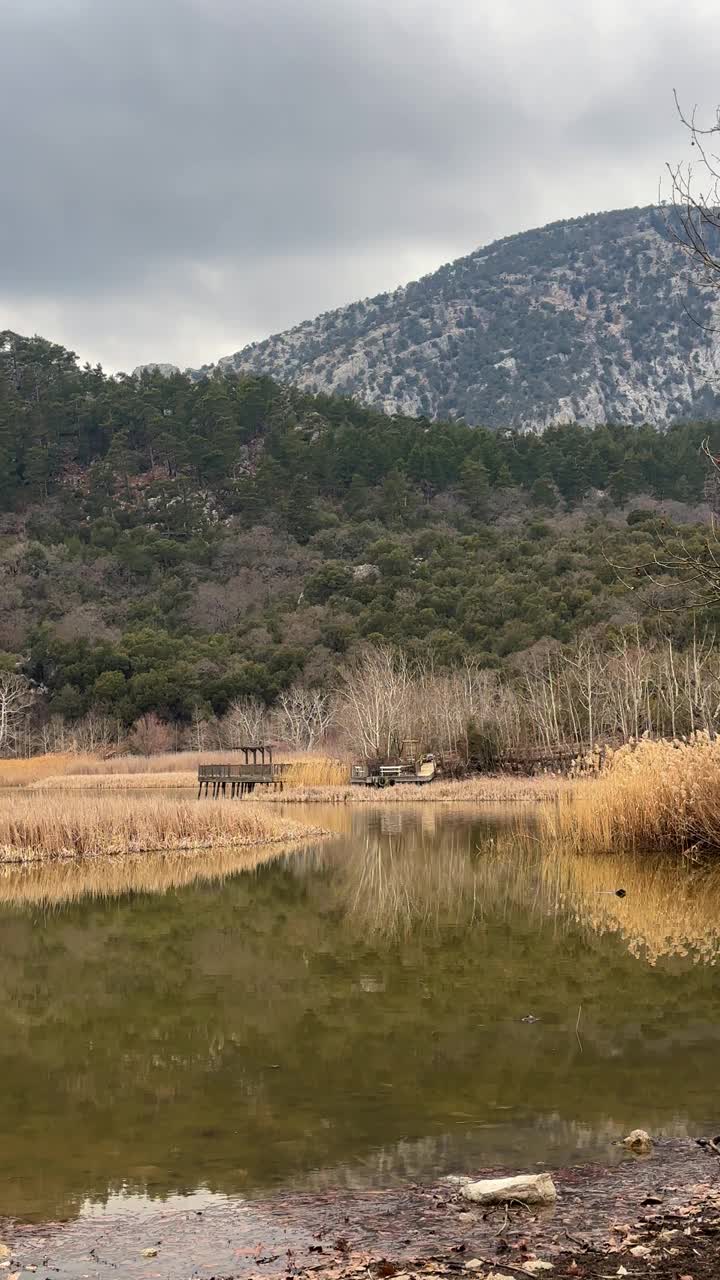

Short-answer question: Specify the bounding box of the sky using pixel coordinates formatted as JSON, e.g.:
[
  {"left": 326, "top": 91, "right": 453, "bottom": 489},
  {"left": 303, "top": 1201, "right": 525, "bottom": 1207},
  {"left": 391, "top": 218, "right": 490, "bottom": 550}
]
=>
[{"left": 1, "top": 0, "right": 719, "bottom": 372}]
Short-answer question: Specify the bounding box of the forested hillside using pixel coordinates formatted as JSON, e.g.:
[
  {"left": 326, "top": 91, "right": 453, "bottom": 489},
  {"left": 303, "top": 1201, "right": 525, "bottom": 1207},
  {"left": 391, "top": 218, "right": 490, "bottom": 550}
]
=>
[
  {"left": 196, "top": 207, "right": 720, "bottom": 429},
  {"left": 1, "top": 329, "right": 718, "bottom": 740}
]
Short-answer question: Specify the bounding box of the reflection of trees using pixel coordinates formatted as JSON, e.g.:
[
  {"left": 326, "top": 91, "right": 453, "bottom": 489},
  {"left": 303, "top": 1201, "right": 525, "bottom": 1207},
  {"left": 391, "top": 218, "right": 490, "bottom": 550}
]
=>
[{"left": 334, "top": 810, "right": 546, "bottom": 936}]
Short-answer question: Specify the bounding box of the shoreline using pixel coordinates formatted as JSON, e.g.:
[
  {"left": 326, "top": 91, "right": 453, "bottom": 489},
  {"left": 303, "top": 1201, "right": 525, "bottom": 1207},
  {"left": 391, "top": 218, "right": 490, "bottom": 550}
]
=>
[
  {"left": 0, "top": 789, "right": 330, "bottom": 864},
  {"left": 5, "top": 1139, "right": 720, "bottom": 1279},
  {"left": 0, "top": 825, "right": 329, "bottom": 866}
]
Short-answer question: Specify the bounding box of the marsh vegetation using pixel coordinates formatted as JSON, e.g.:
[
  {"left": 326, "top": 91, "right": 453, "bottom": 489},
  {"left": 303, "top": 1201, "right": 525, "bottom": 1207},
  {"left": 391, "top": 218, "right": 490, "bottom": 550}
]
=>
[
  {"left": 546, "top": 732, "right": 720, "bottom": 857},
  {"left": 0, "top": 790, "right": 324, "bottom": 862}
]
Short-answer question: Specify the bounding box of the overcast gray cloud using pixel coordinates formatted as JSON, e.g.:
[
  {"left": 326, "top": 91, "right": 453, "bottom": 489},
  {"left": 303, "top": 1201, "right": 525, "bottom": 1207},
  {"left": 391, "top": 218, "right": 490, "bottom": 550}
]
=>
[{"left": 1, "top": 0, "right": 718, "bottom": 370}]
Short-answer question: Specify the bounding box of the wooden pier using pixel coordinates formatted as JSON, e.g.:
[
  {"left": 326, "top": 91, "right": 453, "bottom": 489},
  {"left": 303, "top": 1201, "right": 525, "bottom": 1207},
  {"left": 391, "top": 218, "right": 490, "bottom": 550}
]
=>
[{"left": 197, "top": 746, "right": 288, "bottom": 798}]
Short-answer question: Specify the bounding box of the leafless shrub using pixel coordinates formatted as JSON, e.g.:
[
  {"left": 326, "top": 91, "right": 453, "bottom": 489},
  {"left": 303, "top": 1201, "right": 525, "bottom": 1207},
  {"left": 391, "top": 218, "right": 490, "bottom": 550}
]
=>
[{"left": 127, "top": 712, "right": 174, "bottom": 756}]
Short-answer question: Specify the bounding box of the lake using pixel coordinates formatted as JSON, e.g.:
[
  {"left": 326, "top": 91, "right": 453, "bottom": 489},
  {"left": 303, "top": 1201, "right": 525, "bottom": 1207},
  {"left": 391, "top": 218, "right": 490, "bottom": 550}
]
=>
[{"left": 2, "top": 802, "right": 719, "bottom": 1225}]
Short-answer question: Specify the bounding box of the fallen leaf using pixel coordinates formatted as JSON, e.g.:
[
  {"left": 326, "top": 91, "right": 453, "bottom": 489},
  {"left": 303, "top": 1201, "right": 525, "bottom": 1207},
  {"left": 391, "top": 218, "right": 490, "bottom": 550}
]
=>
[{"left": 629, "top": 1244, "right": 651, "bottom": 1258}]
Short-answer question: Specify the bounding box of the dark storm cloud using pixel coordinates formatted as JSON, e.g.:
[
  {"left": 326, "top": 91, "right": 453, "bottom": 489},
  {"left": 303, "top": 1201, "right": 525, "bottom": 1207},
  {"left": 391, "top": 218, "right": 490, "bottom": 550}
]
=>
[{"left": 0, "top": 0, "right": 718, "bottom": 368}]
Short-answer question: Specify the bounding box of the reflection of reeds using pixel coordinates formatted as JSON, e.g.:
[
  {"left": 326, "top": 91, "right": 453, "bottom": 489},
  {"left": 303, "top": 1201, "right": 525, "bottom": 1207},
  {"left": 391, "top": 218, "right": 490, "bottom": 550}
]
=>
[
  {"left": 545, "top": 734, "right": 720, "bottom": 856},
  {"left": 0, "top": 792, "right": 321, "bottom": 862},
  {"left": 0, "top": 841, "right": 314, "bottom": 908},
  {"left": 541, "top": 846, "right": 720, "bottom": 965}
]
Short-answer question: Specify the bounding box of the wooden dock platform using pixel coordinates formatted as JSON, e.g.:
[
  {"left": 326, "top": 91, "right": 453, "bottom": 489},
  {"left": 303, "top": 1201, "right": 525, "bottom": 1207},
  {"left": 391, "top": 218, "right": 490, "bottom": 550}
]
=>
[{"left": 198, "top": 746, "right": 288, "bottom": 797}]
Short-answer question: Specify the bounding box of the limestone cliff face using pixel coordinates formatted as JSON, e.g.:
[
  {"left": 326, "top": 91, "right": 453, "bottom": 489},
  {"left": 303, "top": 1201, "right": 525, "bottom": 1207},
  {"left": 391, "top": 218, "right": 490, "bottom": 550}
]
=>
[
  {"left": 133, "top": 362, "right": 180, "bottom": 378},
  {"left": 191, "top": 207, "right": 720, "bottom": 428}
]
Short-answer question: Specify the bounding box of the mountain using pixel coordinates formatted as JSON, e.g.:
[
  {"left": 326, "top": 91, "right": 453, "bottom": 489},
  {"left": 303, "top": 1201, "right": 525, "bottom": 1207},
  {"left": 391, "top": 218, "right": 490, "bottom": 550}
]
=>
[{"left": 193, "top": 206, "right": 720, "bottom": 429}]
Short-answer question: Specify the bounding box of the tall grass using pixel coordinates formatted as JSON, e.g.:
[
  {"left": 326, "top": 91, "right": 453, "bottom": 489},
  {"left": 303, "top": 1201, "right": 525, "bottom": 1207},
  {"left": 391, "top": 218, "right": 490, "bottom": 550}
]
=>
[
  {"left": 282, "top": 756, "right": 348, "bottom": 787},
  {"left": 262, "top": 776, "right": 570, "bottom": 804},
  {"left": 0, "top": 792, "right": 324, "bottom": 862},
  {"left": 37, "top": 771, "right": 199, "bottom": 790},
  {"left": 0, "top": 754, "right": 98, "bottom": 787},
  {"left": 547, "top": 733, "right": 720, "bottom": 856}
]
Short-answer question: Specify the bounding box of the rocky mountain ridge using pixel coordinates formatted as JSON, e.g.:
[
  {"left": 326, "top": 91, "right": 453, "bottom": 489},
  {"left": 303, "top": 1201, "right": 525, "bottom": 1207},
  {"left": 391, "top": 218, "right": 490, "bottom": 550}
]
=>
[{"left": 184, "top": 206, "right": 720, "bottom": 429}]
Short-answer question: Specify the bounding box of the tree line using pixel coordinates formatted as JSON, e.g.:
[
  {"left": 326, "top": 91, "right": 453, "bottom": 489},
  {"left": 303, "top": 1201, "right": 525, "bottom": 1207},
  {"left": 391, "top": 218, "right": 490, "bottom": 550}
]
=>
[{"left": 5, "top": 637, "right": 720, "bottom": 765}]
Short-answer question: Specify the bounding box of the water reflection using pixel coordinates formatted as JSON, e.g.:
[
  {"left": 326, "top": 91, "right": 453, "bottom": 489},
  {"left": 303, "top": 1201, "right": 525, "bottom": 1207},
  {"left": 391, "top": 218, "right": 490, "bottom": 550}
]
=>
[
  {"left": 1, "top": 803, "right": 719, "bottom": 1225},
  {"left": 543, "top": 848, "right": 720, "bottom": 965}
]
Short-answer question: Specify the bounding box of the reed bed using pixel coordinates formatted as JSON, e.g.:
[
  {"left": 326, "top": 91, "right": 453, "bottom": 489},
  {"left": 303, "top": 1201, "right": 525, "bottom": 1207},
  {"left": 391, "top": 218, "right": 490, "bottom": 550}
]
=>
[
  {"left": 0, "top": 753, "right": 99, "bottom": 787},
  {"left": 282, "top": 757, "right": 348, "bottom": 787},
  {"left": 37, "top": 770, "right": 198, "bottom": 790},
  {"left": 0, "top": 792, "right": 324, "bottom": 863},
  {"left": 23, "top": 751, "right": 349, "bottom": 791},
  {"left": 63, "top": 750, "right": 247, "bottom": 776},
  {"left": 546, "top": 733, "right": 720, "bottom": 856},
  {"left": 29, "top": 766, "right": 568, "bottom": 802},
  {"left": 261, "top": 775, "right": 571, "bottom": 804}
]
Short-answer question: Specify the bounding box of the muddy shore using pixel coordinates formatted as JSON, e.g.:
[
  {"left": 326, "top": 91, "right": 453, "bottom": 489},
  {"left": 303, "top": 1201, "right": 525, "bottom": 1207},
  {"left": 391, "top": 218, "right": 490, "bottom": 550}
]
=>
[{"left": 5, "top": 1139, "right": 720, "bottom": 1279}]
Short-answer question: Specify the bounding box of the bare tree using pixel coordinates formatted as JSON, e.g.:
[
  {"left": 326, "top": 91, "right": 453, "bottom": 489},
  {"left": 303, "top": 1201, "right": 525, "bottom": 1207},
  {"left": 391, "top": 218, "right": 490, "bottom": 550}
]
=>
[
  {"left": 221, "top": 696, "right": 269, "bottom": 747},
  {"left": 274, "top": 684, "right": 333, "bottom": 751},
  {"left": 0, "top": 672, "right": 35, "bottom": 756},
  {"left": 335, "top": 646, "right": 411, "bottom": 760},
  {"left": 666, "top": 93, "right": 720, "bottom": 288}
]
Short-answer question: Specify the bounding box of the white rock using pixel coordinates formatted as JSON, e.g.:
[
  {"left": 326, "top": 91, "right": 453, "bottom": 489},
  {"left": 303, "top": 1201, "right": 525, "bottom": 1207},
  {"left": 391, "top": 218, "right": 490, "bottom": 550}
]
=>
[
  {"left": 132, "top": 363, "right": 180, "bottom": 379},
  {"left": 460, "top": 1172, "right": 557, "bottom": 1205}
]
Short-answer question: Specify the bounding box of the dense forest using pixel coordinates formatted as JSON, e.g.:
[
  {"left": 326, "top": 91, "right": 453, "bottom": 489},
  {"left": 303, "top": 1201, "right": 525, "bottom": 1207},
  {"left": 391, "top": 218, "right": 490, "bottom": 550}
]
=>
[{"left": 1, "top": 328, "right": 719, "bottom": 746}]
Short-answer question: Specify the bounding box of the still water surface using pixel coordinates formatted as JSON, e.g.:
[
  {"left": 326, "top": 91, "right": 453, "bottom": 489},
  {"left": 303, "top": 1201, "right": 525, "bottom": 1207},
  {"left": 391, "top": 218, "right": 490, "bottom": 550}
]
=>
[{"left": 2, "top": 802, "right": 720, "bottom": 1224}]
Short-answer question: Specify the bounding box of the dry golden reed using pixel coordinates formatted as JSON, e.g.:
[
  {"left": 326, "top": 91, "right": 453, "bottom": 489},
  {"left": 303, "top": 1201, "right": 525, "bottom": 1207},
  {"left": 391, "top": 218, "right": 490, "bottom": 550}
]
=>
[
  {"left": 0, "top": 791, "right": 323, "bottom": 862},
  {"left": 37, "top": 770, "right": 198, "bottom": 791},
  {"left": 546, "top": 732, "right": 720, "bottom": 856},
  {"left": 0, "top": 753, "right": 99, "bottom": 787},
  {"left": 261, "top": 775, "right": 570, "bottom": 804},
  {"left": 28, "top": 752, "right": 348, "bottom": 791},
  {"left": 282, "top": 756, "right": 348, "bottom": 788}
]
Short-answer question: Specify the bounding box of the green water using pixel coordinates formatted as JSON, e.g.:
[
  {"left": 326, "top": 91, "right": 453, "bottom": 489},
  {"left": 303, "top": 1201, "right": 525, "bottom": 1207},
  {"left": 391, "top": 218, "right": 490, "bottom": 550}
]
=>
[{"left": 2, "top": 804, "right": 719, "bottom": 1224}]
